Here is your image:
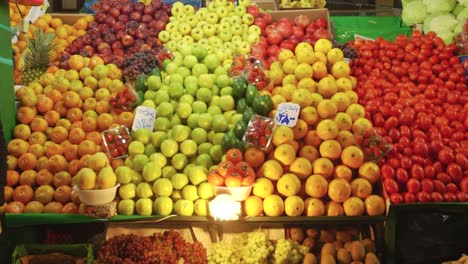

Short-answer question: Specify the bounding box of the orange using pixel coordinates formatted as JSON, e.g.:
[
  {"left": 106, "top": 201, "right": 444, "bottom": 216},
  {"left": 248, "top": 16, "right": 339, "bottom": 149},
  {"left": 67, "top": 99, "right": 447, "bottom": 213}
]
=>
[
  {"left": 244, "top": 147, "right": 265, "bottom": 169},
  {"left": 29, "top": 117, "right": 48, "bottom": 132},
  {"left": 66, "top": 107, "right": 83, "bottom": 123},
  {"left": 53, "top": 171, "right": 72, "bottom": 187},
  {"left": 35, "top": 169, "right": 53, "bottom": 186},
  {"left": 53, "top": 101, "right": 68, "bottom": 117},
  {"left": 305, "top": 174, "right": 328, "bottom": 198},
  {"left": 292, "top": 119, "right": 308, "bottom": 140},
  {"left": 351, "top": 178, "right": 372, "bottom": 199},
  {"left": 24, "top": 201, "right": 45, "bottom": 213},
  {"left": 56, "top": 119, "right": 72, "bottom": 130},
  {"left": 61, "top": 202, "right": 79, "bottom": 214},
  {"left": 272, "top": 125, "right": 295, "bottom": 147},
  {"left": 36, "top": 94, "right": 54, "bottom": 113},
  {"left": 95, "top": 100, "right": 110, "bottom": 114},
  {"left": 45, "top": 142, "right": 64, "bottom": 157},
  {"left": 74, "top": 17, "right": 89, "bottom": 30},
  {"left": 328, "top": 178, "right": 352, "bottom": 203},
  {"left": 28, "top": 131, "right": 47, "bottom": 145},
  {"left": 82, "top": 117, "right": 98, "bottom": 133},
  {"left": 7, "top": 170, "right": 20, "bottom": 187},
  {"left": 5, "top": 201, "right": 25, "bottom": 214},
  {"left": 16, "top": 107, "right": 36, "bottom": 124},
  {"left": 50, "top": 126, "right": 69, "bottom": 144},
  {"left": 111, "top": 159, "right": 124, "bottom": 170},
  {"left": 343, "top": 197, "right": 364, "bottom": 216},
  {"left": 68, "top": 127, "right": 86, "bottom": 144},
  {"left": 317, "top": 99, "right": 338, "bottom": 119},
  {"left": 62, "top": 91, "right": 81, "bottom": 108},
  {"left": 358, "top": 161, "right": 380, "bottom": 184},
  {"left": 304, "top": 130, "right": 323, "bottom": 147},
  {"left": 118, "top": 111, "right": 135, "bottom": 128},
  {"left": 273, "top": 143, "right": 296, "bottom": 166},
  {"left": 300, "top": 106, "right": 319, "bottom": 126},
  {"left": 86, "top": 131, "right": 102, "bottom": 145},
  {"left": 44, "top": 110, "right": 60, "bottom": 126},
  {"left": 77, "top": 140, "right": 97, "bottom": 157},
  {"left": 63, "top": 144, "right": 79, "bottom": 161},
  {"left": 4, "top": 186, "right": 14, "bottom": 202},
  {"left": 13, "top": 124, "right": 31, "bottom": 141},
  {"left": 299, "top": 145, "right": 319, "bottom": 163},
  {"left": 88, "top": 56, "right": 104, "bottom": 69},
  {"left": 47, "top": 154, "right": 68, "bottom": 174},
  {"left": 333, "top": 164, "right": 353, "bottom": 182},
  {"left": 364, "top": 195, "right": 386, "bottom": 216},
  {"left": 7, "top": 155, "right": 18, "bottom": 170},
  {"left": 336, "top": 130, "right": 355, "bottom": 148},
  {"left": 50, "top": 18, "right": 63, "bottom": 29},
  {"left": 289, "top": 157, "right": 313, "bottom": 180},
  {"left": 325, "top": 201, "right": 344, "bottom": 216},
  {"left": 341, "top": 146, "right": 364, "bottom": 169},
  {"left": 316, "top": 119, "right": 339, "bottom": 140},
  {"left": 319, "top": 139, "right": 342, "bottom": 160},
  {"left": 17, "top": 152, "right": 37, "bottom": 171},
  {"left": 258, "top": 160, "right": 283, "bottom": 181},
  {"left": 54, "top": 185, "right": 72, "bottom": 204},
  {"left": 97, "top": 113, "right": 114, "bottom": 131},
  {"left": 7, "top": 139, "right": 30, "bottom": 157},
  {"left": 33, "top": 18, "right": 49, "bottom": 31},
  {"left": 312, "top": 157, "right": 334, "bottom": 178},
  {"left": 44, "top": 89, "right": 63, "bottom": 104},
  {"left": 13, "top": 185, "right": 34, "bottom": 204},
  {"left": 244, "top": 196, "right": 263, "bottom": 217},
  {"left": 304, "top": 197, "right": 325, "bottom": 216},
  {"left": 70, "top": 121, "right": 82, "bottom": 130},
  {"left": 68, "top": 159, "right": 81, "bottom": 176},
  {"left": 43, "top": 202, "right": 64, "bottom": 214}
]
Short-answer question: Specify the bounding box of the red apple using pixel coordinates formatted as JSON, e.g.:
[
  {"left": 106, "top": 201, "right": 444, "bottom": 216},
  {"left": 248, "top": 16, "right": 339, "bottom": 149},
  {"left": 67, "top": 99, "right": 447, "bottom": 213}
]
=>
[
  {"left": 264, "top": 24, "right": 275, "bottom": 36},
  {"left": 277, "top": 22, "right": 293, "bottom": 39},
  {"left": 258, "top": 37, "right": 268, "bottom": 48},
  {"left": 277, "top": 18, "right": 293, "bottom": 28},
  {"left": 109, "top": 8, "right": 120, "bottom": 18},
  {"left": 314, "top": 18, "right": 327, "bottom": 29},
  {"left": 312, "top": 28, "right": 332, "bottom": 40},
  {"left": 254, "top": 18, "right": 267, "bottom": 30},
  {"left": 94, "top": 12, "right": 107, "bottom": 24},
  {"left": 247, "top": 5, "right": 260, "bottom": 18},
  {"left": 446, "top": 182, "right": 458, "bottom": 193},
  {"left": 141, "top": 14, "right": 153, "bottom": 24},
  {"left": 117, "top": 14, "right": 129, "bottom": 23},
  {"left": 279, "top": 39, "right": 296, "bottom": 51},
  {"left": 261, "top": 12, "right": 273, "bottom": 25},
  {"left": 266, "top": 30, "right": 282, "bottom": 45},
  {"left": 97, "top": 42, "right": 111, "bottom": 53},
  {"left": 456, "top": 192, "right": 467, "bottom": 202},
  {"left": 144, "top": 5, "right": 155, "bottom": 15},
  {"left": 292, "top": 26, "right": 305, "bottom": 39},
  {"left": 116, "top": 30, "right": 127, "bottom": 40},
  {"left": 112, "top": 41, "right": 123, "bottom": 50},
  {"left": 416, "top": 191, "right": 431, "bottom": 202},
  {"left": 129, "top": 11, "right": 142, "bottom": 22},
  {"left": 133, "top": 2, "right": 145, "bottom": 12},
  {"left": 294, "top": 14, "right": 310, "bottom": 29},
  {"left": 443, "top": 192, "right": 457, "bottom": 202},
  {"left": 267, "top": 45, "right": 279, "bottom": 58},
  {"left": 122, "top": 35, "right": 135, "bottom": 47},
  {"left": 389, "top": 193, "right": 403, "bottom": 204},
  {"left": 250, "top": 43, "right": 267, "bottom": 59}
]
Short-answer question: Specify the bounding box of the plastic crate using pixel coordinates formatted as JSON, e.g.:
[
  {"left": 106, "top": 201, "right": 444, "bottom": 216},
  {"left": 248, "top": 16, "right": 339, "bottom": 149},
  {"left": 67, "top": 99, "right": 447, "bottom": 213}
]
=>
[{"left": 11, "top": 243, "right": 94, "bottom": 264}]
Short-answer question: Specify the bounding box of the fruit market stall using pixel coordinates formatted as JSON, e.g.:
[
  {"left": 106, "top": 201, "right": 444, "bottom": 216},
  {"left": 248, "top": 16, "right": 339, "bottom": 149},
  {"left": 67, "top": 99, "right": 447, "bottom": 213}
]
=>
[{"left": 0, "top": 0, "right": 467, "bottom": 263}]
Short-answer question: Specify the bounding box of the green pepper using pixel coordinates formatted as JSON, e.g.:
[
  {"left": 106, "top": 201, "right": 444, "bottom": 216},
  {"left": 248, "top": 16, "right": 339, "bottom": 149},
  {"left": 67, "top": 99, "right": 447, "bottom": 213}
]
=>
[
  {"left": 242, "top": 107, "right": 256, "bottom": 124},
  {"left": 245, "top": 84, "right": 259, "bottom": 106},
  {"left": 135, "top": 74, "right": 148, "bottom": 92},
  {"left": 221, "top": 131, "right": 238, "bottom": 152},
  {"left": 232, "top": 76, "right": 248, "bottom": 100},
  {"left": 252, "top": 94, "right": 273, "bottom": 116},
  {"left": 136, "top": 90, "right": 145, "bottom": 106},
  {"left": 233, "top": 137, "right": 245, "bottom": 152},
  {"left": 234, "top": 120, "right": 247, "bottom": 140},
  {"left": 236, "top": 98, "right": 248, "bottom": 113}
]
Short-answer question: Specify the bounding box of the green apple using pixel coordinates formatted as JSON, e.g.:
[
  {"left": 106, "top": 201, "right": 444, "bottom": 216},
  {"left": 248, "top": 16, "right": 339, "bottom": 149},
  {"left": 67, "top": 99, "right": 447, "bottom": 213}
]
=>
[
  {"left": 171, "top": 114, "right": 182, "bottom": 127},
  {"left": 210, "top": 95, "right": 220, "bottom": 106},
  {"left": 160, "top": 139, "right": 178, "bottom": 158},
  {"left": 144, "top": 90, "right": 156, "bottom": 101},
  {"left": 170, "top": 31, "right": 183, "bottom": 41},
  {"left": 192, "top": 44, "right": 208, "bottom": 61},
  {"left": 214, "top": 66, "right": 228, "bottom": 76},
  {"left": 162, "top": 166, "right": 177, "bottom": 179},
  {"left": 142, "top": 161, "right": 162, "bottom": 182},
  {"left": 151, "top": 131, "right": 168, "bottom": 148},
  {"left": 196, "top": 87, "right": 213, "bottom": 103},
  {"left": 128, "top": 141, "right": 145, "bottom": 156},
  {"left": 171, "top": 189, "right": 183, "bottom": 201},
  {"left": 191, "top": 26, "right": 204, "bottom": 41},
  {"left": 188, "top": 165, "right": 208, "bottom": 185},
  {"left": 223, "top": 110, "right": 236, "bottom": 123},
  {"left": 197, "top": 113, "right": 213, "bottom": 130},
  {"left": 125, "top": 156, "right": 133, "bottom": 167},
  {"left": 213, "top": 133, "right": 226, "bottom": 145},
  {"left": 171, "top": 153, "right": 188, "bottom": 170},
  {"left": 198, "top": 74, "right": 214, "bottom": 89},
  {"left": 203, "top": 54, "right": 219, "bottom": 72},
  {"left": 219, "top": 95, "right": 235, "bottom": 111},
  {"left": 184, "top": 76, "right": 199, "bottom": 96},
  {"left": 170, "top": 124, "right": 190, "bottom": 143},
  {"left": 154, "top": 196, "right": 173, "bottom": 216},
  {"left": 183, "top": 55, "right": 198, "bottom": 69},
  {"left": 192, "top": 63, "right": 209, "bottom": 77},
  {"left": 192, "top": 100, "right": 207, "bottom": 113},
  {"left": 212, "top": 114, "right": 228, "bottom": 132},
  {"left": 218, "top": 30, "right": 232, "bottom": 42},
  {"left": 171, "top": 173, "right": 189, "bottom": 190},
  {"left": 158, "top": 30, "right": 170, "bottom": 42},
  {"left": 187, "top": 15, "right": 200, "bottom": 28},
  {"left": 135, "top": 198, "right": 153, "bottom": 216},
  {"left": 180, "top": 139, "right": 198, "bottom": 157},
  {"left": 196, "top": 153, "right": 213, "bottom": 169},
  {"left": 165, "top": 62, "right": 179, "bottom": 74},
  {"left": 154, "top": 90, "right": 170, "bottom": 105},
  {"left": 142, "top": 100, "right": 156, "bottom": 109},
  {"left": 176, "top": 102, "right": 192, "bottom": 119},
  {"left": 118, "top": 199, "right": 135, "bottom": 216},
  {"left": 179, "top": 22, "right": 192, "bottom": 36},
  {"left": 136, "top": 182, "right": 153, "bottom": 198},
  {"left": 207, "top": 105, "right": 222, "bottom": 116},
  {"left": 169, "top": 73, "right": 184, "bottom": 84},
  {"left": 118, "top": 183, "right": 136, "bottom": 199},
  {"left": 152, "top": 178, "right": 173, "bottom": 196},
  {"left": 168, "top": 82, "right": 184, "bottom": 99},
  {"left": 174, "top": 199, "right": 194, "bottom": 216},
  {"left": 198, "top": 182, "right": 215, "bottom": 199},
  {"left": 153, "top": 117, "right": 171, "bottom": 132},
  {"left": 177, "top": 67, "right": 191, "bottom": 78},
  {"left": 193, "top": 199, "right": 209, "bottom": 216},
  {"left": 130, "top": 170, "right": 143, "bottom": 184},
  {"left": 115, "top": 166, "right": 132, "bottom": 184},
  {"left": 187, "top": 113, "right": 200, "bottom": 129},
  {"left": 198, "top": 142, "right": 213, "bottom": 155},
  {"left": 179, "top": 94, "right": 194, "bottom": 105},
  {"left": 216, "top": 74, "right": 232, "bottom": 89},
  {"left": 209, "top": 144, "right": 223, "bottom": 162},
  {"left": 211, "top": 84, "right": 220, "bottom": 96},
  {"left": 149, "top": 153, "right": 166, "bottom": 168},
  {"left": 147, "top": 75, "right": 162, "bottom": 91},
  {"left": 182, "top": 185, "right": 199, "bottom": 201},
  {"left": 230, "top": 113, "right": 243, "bottom": 125},
  {"left": 144, "top": 143, "right": 156, "bottom": 156},
  {"left": 220, "top": 86, "right": 233, "bottom": 96},
  {"left": 157, "top": 102, "right": 174, "bottom": 118},
  {"left": 132, "top": 154, "right": 149, "bottom": 172}
]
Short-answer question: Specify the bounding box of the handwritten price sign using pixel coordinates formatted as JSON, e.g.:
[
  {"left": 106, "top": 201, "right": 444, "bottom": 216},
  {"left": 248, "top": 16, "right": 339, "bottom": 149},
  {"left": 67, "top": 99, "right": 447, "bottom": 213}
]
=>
[
  {"left": 132, "top": 106, "right": 156, "bottom": 132},
  {"left": 274, "top": 103, "right": 300, "bottom": 127}
]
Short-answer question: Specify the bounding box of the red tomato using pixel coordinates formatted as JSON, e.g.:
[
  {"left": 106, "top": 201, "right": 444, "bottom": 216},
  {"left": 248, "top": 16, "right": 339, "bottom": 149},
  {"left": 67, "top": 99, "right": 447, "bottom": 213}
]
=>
[
  {"left": 390, "top": 193, "right": 403, "bottom": 204},
  {"left": 396, "top": 168, "right": 409, "bottom": 184},
  {"left": 225, "top": 172, "right": 243, "bottom": 187},
  {"left": 446, "top": 183, "right": 458, "bottom": 193},
  {"left": 381, "top": 164, "right": 395, "bottom": 179},
  {"left": 403, "top": 192, "right": 416, "bottom": 203},
  {"left": 424, "top": 165, "right": 436, "bottom": 179},
  {"left": 226, "top": 148, "right": 243, "bottom": 164},
  {"left": 208, "top": 170, "right": 225, "bottom": 186},
  {"left": 406, "top": 178, "right": 420, "bottom": 193},
  {"left": 433, "top": 179, "right": 446, "bottom": 194},
  {"left": 384, "top": 178, "right": 399, "bottom": 194},
  {"left": 460, "top": 177, "right": 468, "bottom": 193},
  {"left": 456, "top": 192, "right": 467, "bottom": 202},
  {"left": 421, "top": 178, "right": 434, "bottom": 193},
  {"left": 217, "top": 161, "right": 234, "bottom": 177},
  {"left": 416, "top": 191, "right": 431, "bottom": 203},
  {"left": 446, "top": 163, "right": 463, "bottom": 183},
  {"left": 410, "top": 164, "right": 424, "bottom": 180},
  {"left": 430, "top": 192, "right": 444, "bottom": 202},
  {"left": 443, "top": 192, "right": 457, "bottom": 202},
  {"left": 234, "top": 162, "right": 255, "bottom": 178}
]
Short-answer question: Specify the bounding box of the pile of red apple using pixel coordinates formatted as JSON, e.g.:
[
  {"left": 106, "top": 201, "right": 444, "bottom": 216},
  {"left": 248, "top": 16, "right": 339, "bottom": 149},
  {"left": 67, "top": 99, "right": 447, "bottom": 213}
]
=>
[
  {"left": 64, "top": 0, "right": 171, "bottom": 66},
  {"left": 351, "top": 31, "right": 468, "bottom": 203},
  {"left": 247, "top": 6, "right": 332, "bottom": 69}
]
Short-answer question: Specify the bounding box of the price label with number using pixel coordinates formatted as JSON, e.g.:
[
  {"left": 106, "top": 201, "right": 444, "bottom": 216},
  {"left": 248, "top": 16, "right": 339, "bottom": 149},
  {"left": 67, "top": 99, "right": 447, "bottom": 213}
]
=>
[
  {"left": 132, "top": 106, "right": 156, "bottom": 132},
  {"left": 274, "top": 102, "right": 300, "bottom": 127}
]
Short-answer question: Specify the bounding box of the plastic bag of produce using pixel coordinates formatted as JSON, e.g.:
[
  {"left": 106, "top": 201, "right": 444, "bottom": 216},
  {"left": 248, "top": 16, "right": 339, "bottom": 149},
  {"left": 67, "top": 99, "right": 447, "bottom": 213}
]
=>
[{"left": 401, "top": 0, "right": 427, "bottom": 26}]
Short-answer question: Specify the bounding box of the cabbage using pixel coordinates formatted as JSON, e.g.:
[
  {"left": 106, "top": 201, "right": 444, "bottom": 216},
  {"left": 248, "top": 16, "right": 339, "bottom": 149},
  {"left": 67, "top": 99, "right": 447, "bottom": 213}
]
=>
[
  {"left": 458, "top": 0, "right": 468, "bottom": 7},
  {"left": 453, "top": 3, "right": 465, "bottom": 15},
  {"left": 457, "top": 6, "right": 468, "bottom": 20},
  {"left": 402, "top": 0, "right": 418, "bottom": 7},
  {"left": 423, "top": 12, "right": 458, "bottom": 34},
  {"left": 423, "top": 0, "right": 456, "bottom": 13},
  {"left": 454, "top": 20, "right": 464, "bottom": 35},
  {"left": 402, "top": 0, "right": 427, "bottom": 26},
  {"left": 436, "top": 31, "right": 456, "bottom": 43}
]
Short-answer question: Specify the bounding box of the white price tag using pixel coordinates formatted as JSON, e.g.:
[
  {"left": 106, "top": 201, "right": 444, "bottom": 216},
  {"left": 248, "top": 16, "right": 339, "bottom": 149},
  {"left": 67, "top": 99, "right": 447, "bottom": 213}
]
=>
[
  {"left": 132, "top": 106, "right": 156, "bottom": 132},
  {"left": 24, "top": 0, "right": 49, "bottom": 24},
  {"left": 274, "top": 102, "right": 300, "bottom": 127}
]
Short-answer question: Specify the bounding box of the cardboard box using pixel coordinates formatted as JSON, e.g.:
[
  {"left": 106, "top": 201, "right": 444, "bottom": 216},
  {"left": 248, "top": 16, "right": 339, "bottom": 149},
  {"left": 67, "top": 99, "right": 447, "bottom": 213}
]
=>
[
  {"left": 253, "top": 0, "right": 277, "bottom": 11},
  {"left": 11, "top": 243, "right": 94, "bottom": 264},
  {"left": 268, "top": 8, "right": 332, "bottom": 33}
]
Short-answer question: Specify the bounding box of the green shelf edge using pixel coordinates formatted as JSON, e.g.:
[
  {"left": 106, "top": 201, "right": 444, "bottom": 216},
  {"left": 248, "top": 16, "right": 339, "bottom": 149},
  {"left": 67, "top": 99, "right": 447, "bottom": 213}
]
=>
[{"left": 3, "top": 214, "right": 386, "bottom": 228}]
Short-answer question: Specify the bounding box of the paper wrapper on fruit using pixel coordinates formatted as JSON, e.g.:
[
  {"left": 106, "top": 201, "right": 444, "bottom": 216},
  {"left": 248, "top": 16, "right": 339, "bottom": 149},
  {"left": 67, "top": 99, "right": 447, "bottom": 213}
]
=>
[
  {"left": 82, "top": 201, "right": 117, "bottom": 218},
  {"left": 20, "top": 252, "right": 86, "bottom": 264}
]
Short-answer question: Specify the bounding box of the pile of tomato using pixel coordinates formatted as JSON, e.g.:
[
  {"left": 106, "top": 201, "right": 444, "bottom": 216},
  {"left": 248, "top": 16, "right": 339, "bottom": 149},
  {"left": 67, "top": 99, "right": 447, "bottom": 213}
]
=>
[{"left": 351, "top": 31, "right": 468, "bottom": 203}]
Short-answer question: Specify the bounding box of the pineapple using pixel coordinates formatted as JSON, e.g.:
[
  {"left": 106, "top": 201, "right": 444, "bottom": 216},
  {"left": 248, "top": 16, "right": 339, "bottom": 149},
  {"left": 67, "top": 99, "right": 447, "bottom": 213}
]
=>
[{"left": 22, "top": 29, "right": 57, "bottom": 85}]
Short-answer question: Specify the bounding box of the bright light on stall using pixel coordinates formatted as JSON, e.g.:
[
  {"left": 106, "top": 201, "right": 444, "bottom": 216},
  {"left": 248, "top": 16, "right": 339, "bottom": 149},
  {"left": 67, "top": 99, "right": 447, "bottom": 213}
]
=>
[{"left": 209, "top": 194, "right": 241, "bottom": 221}]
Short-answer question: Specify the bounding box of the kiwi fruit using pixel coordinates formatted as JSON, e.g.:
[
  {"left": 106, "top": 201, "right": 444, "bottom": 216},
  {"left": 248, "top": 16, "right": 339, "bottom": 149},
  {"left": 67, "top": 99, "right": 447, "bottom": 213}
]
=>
[
  {"left": 336, "top": 248, "right": 352, "bottom": 264},
  {"left": 303, "top": 253, "right": 318, "bottom": 264},
  {"left": 290, "top": 227, "right": 305, "bottom": 243},
  {"left": 364, "top": 252, "right": 380, "bottom": 264},
  {"left": 321, "top": 254, "right": 337, "bottom": 264},
  {"left": 350, "top": 241, "right": 366, "bottom": 261},
  {"left": 321, "top": 243, "right": 337, "bottom": 258}
]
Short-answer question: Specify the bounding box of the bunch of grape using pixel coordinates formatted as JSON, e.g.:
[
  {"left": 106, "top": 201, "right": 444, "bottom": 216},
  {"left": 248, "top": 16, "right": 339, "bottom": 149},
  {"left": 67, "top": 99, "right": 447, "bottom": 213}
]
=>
[
  {"left": 123, "top": 51, "right": 159, "bottom": 79},
  {"left": 270, "top": 238, "right": 310, "bottom": 264},
  {"left": 95, "top": 230, "right": 207, "bottom": 264},
  {"left": 332, "top": 40, "right": 359, "bottom": 59}
]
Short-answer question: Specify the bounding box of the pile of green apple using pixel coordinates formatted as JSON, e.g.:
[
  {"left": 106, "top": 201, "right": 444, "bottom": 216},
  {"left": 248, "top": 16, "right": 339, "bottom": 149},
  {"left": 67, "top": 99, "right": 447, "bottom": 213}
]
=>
[
  {"left": 158, "top": 0, "right": 261, "bottom": 62},
  {"left": 115, "top": 44, "right": 247, "bottom": 216}
]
